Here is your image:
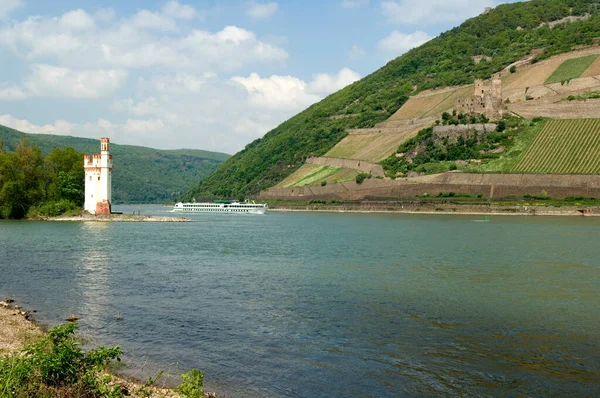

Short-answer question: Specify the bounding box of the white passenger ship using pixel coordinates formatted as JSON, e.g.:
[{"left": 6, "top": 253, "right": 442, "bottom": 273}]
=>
[{"left": 172, "top": 200, "right": 268, "bottom": 214}]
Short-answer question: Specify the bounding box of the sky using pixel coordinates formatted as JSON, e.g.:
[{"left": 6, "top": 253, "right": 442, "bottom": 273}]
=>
[{"left": 0, "top": 0, "right": 521, "bottom": 154}]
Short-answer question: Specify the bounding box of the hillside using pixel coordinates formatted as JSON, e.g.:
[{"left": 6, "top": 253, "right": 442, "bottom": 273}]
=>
[
  {"left": 0, "top": 125, "right": 229, "bottom": 203},
  {"left": 184, "top": 0, "right": 600, "bottom": 199}
]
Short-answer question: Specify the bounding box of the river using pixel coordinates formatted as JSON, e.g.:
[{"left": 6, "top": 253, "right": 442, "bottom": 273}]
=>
[{"left": 1, "top": 206, "right": 599, "bottom": 397}]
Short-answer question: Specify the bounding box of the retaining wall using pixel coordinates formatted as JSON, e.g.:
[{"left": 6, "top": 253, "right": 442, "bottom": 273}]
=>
[
  {"left": 306, "top": 157, "right": 385, "bottom": 177},
  {"left": 259, "top": 173, "right": 600, "bottom": 200}
]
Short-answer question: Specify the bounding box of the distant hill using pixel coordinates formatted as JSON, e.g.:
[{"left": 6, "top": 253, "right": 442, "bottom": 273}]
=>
[
  {"left": 183, "top": 0, "right": 600, "bottom": 200},
  {"left": 0, "top": 125, "right": 229, "bottom": 203}
]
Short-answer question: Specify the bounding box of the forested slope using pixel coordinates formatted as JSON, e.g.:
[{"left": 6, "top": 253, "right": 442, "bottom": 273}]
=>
[
  {"left": 0, "top": 125, "right": 229, "bottom": 203},
  {"left": 184, "top": 0, "right": 600, "bottom": 199}
]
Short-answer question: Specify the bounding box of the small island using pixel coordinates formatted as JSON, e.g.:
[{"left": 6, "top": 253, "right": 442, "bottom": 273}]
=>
[{"left": 33, "top": 212, "right": 190, "bottom": 222}]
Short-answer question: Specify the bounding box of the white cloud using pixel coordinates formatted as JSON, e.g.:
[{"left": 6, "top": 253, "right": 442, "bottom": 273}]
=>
[
  {"left": 129, "top": 10, "right": 178, "bottom": 31},
  {"left": 309, "top": 68, "right": 360, "bottom": 94},
  {"left": 95, "top": 8, "right": 115, "bottom": 22},
  {"left": 0, "top": 4, "right": 368, "bottom": 153},
  {"left": 340, "top": 0, "right": 369, "bottom": 8},
  {"left": 0, "top": 0, "right": 22, "bottom": 19},
  {"left": 25, "top": 64, "right": 128, "bottom": 98},
  {"left": 123, "top": 118, "right": 165, "bottom": 134},
  {"left": 144, "top": 73, "right": 213, "bottom": 94},
  {"left": 0, "top": 16, "right": 288, "bottom": 72},
  {"left": 0, "top": 83, "right": 26, "bottom": 99},
  {"left": 349, "top": 44, "right": 366, "bottom": 60},
  {"left": 377, "top": 31, "right": 433, "bottom": 55},
  {"left": 97, "top": 118, "right": 116, "bottom": 130},
  {"left": 234, "top": 118, "right": 271, "bottom": 137},
  {"left": 232, "top": 68, "right": 360, "bottom": 110},
  {"left": 232, "top": 73, "right": 319, "bottom": 110},
  {"left": 162, "top": 1, "right": 198, "bottom": 20},
  {"left": 0, "top": 114, "right": 69, "bottom": 134},
  {"left": 246, "top": 2, "right": 279, "bottom": 19},
  {"left": 382, "top": 0, "right": 495, "bottom": 25},
  {"left": 59, "top": 9, "right": 96, "bottom": 31}
]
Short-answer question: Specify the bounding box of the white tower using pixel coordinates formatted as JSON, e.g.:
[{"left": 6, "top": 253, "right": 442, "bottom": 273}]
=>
[{"left": 84, "top": 137, "right": 113, "bottom": 215}]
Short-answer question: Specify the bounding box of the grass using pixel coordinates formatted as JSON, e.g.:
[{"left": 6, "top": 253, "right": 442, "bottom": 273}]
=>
[
  {"left": 513, "top": 119, "right": 600, "bottom": 174},
  {"left": 287, "top": 166, "right": 341, "bottom": 187},
  {"left": 321, "top": 168, "right": 360, "bottom": 184},
  {"left": 562, "top": 90, "right": 600, "bottom": 101},
  {"left": 544, "top": 55, "right": 599, "bottom": 84},
  {"left": 466, "top": 119, "right": 547, "bottom": 173}
]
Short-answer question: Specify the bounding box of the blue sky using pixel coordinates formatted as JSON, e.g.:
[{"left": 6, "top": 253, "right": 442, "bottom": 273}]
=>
[{"left": 0, "top": 0, "right": 520, "bottom": 153}]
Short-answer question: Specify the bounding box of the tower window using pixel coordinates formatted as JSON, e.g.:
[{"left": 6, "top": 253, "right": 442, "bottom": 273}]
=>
[{"left": 89, "top": 176, "right": 92, "bottom": 181}]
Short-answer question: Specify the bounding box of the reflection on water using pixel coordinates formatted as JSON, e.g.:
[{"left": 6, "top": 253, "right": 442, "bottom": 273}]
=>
[
  {"left": 0, "top": 209, "right": 599, "bottom": 397},
  {"left": 77, "top": 223, "right": 111, "bottom": 332}
]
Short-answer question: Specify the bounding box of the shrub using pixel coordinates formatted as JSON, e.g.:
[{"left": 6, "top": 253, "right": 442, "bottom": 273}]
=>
[
  {"left": 27, "top": 199, "right": 79, "bottom": 218},
  {"left": 0, "top": 322, "right": 123, "bottom": 396},
  {"left": 437, "top": 192, "right": 456, "bottom": 198},
  {"left": 496, "top": 120, "right": 506, "bottom": 132},
  {"left": 355, "top": 173, "right": 370, "bottom": 184},
  {"left": 509, "top": 65, "right": 517, "bottom": 73},
  {"left": 321, "top": 181, "right": 327, "bottom": 186},
  {"left": 0, "top": 322, "right": 206, "bottom": 397},
  {"left": 177, "top": 369, "right": 204, "bottom": 398}
]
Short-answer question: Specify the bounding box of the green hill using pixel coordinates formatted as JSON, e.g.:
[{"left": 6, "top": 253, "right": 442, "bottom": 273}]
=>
[
  {"left": 184, "top": 0, "right": 600, "bottom": 199},
  {"left": 0, "top": 125, "right": 229, "bottom": 203}
]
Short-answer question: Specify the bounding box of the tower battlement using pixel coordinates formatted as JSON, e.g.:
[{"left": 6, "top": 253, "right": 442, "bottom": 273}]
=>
[
  {"left": 454, "top": 73, "right": 503, "bottom": 121},
  {"left": 84, "top": 138, "right": 113, "bottom": 215}
]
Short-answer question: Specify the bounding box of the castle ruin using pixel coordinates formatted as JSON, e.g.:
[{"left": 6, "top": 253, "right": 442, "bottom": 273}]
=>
[
  {"left": 84, "top": 138, "right": 113, "bottom": 215},
  {"left": 454, "top": 73, "right": 503, "bottom": 121}
]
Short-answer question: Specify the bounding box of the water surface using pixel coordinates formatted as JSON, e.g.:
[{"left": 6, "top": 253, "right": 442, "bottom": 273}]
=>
[{"left": 1, "top": 207, "right": 599, "bottom": 397}]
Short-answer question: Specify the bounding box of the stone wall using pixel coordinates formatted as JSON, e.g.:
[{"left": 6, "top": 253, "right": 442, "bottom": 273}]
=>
[
  {"left": 259, "top": 173, "right": 600, "bottom": 200},
  {"left": 508, "top": 99, "right": 600, "bottom": 119},
  {"left": 306, "top": 157, "right": 385, "bottom": 177},
  {"left": 433, "top": 124, "right": 497, "bottom": 141}
]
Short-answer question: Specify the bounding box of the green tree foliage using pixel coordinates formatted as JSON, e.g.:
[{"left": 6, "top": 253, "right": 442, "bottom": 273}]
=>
[
  {"left": 0, "top": 125, "right": 229, "bottom": 204},
  {"left": 0, "top": 140, "right": 86, "bottom": 219},
  {"left": 380, "top": 117, "right": 528, "bottom": 176},
  {"left": 46, "top": 147, "right": 85, "bottom": 206},
  {"left": 185, "top": 0, "right": 600, "bottom": 198},
  {"left": 0, "top": 140, "right": 46, "bottom": 218}
]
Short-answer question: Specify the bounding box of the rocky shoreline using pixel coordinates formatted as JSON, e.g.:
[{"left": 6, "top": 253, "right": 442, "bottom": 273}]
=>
[
  {"left": 269, "top": 203, "right": 600, "bottom": 217},
  {"left": 0, "top": 299, "right": 214, "bottom": 397},
  {"left": 32, "top": 213, "right": 190, "bottom": 222}
]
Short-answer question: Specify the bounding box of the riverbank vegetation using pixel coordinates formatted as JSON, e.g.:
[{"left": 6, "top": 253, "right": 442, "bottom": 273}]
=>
[
  {"left": 380, "top": 116, "right": 542, "bottom": 176},
  {"left": 184, "top": 0, "right": 600, "bottom": 198},
  {"left": 265, "top": 195, "right": 600, "bottom": 208},
  {"left": 0, "top": 125, "right": 229, "bottom": 204},
  {"left": 0, "top": 321, "right": 205, "bottom": 397},
  {"left": 0, "top": 140, "right": 84, "bottom": 219}
]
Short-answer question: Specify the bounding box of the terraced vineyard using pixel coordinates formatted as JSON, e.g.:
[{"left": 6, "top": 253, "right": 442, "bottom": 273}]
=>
[
  {"left": 278, "top": 165, "right": 341, "bottom": 188},
  {"left": 545, "top": 55, "right": 599, "bottom": 84},
  {"left": 514, "top": 119, "right": 600, "bottom": 174},
  {"left": 325, "top": 127, "right": 421, "bottom": 162}
]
